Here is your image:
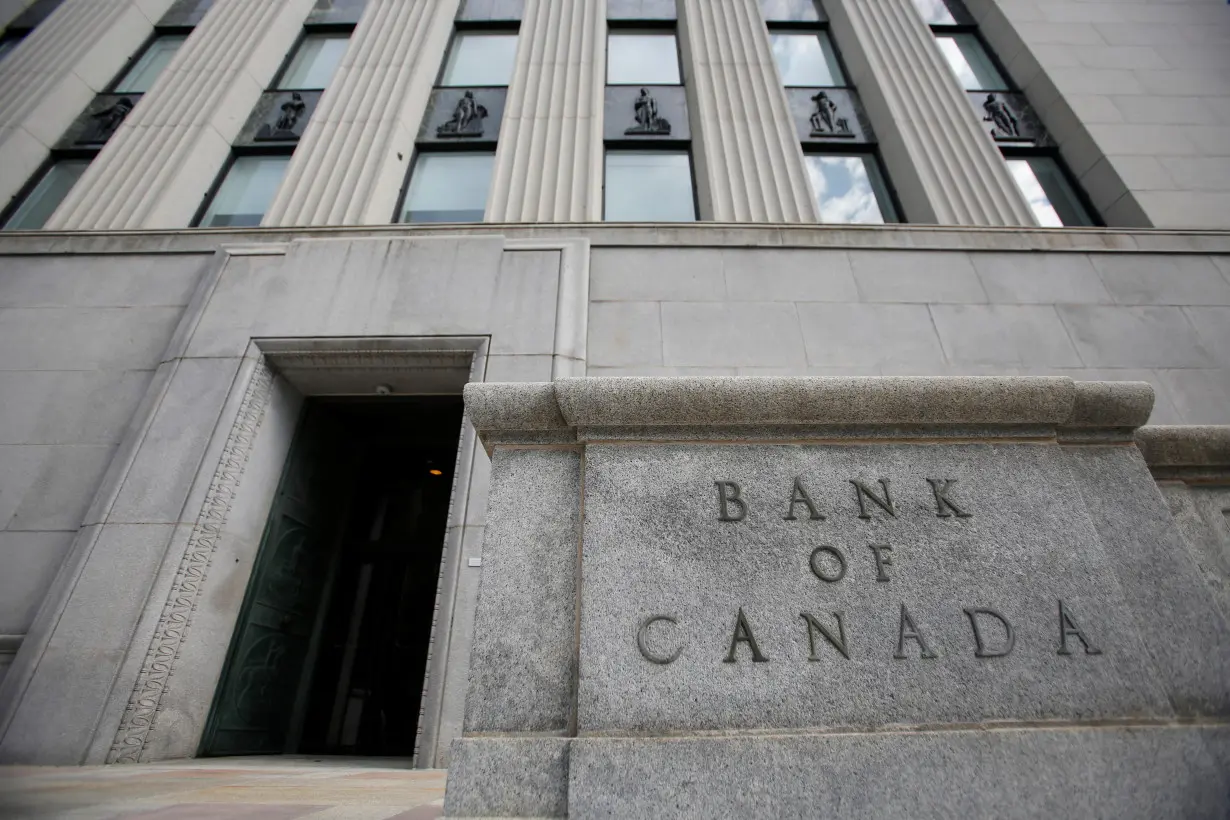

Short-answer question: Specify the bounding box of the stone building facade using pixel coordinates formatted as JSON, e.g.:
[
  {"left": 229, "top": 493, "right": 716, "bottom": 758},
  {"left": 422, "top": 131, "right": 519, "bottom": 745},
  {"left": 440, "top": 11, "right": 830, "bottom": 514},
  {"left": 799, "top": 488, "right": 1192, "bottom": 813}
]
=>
[{"left": 0, "top": 0, "right": 1226, "bottom": 792}]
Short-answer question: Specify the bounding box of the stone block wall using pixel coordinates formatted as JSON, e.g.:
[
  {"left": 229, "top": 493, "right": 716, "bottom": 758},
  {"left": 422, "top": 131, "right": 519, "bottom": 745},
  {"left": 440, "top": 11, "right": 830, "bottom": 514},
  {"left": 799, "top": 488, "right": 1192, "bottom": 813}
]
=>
[
  {"left": 971, "top": 0, "right": 1230, "bottom": 228},
  {"left": 0, "top": 253, "right": 205, "bottom": 685},
  {"left": 587, "top": 246, "right": 1230, "bottom": 424}
]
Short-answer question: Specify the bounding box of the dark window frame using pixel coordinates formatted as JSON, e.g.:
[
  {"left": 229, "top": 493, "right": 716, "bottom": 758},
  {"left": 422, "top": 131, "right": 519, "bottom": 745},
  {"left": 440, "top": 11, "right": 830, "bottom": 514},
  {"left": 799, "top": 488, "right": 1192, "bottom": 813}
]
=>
[
  {"left": 434, "top": 24, "right": 522, "bottom": 88},
  {"left": 801, "top": 145, "right": 904, "bottom": 225},
  {"left": 765, "top": 16, "right": 852, "bottom": 90},
  {"left": 190, "top": 145, "right": 294, "bottom": 228},
  {"left": 269, "top": 24, "right": 356, "bottom": 93},
  {"left": 605, "top": 21, "right": 683, "bottom": 87},
  {"left": 0, "top": 148, "right": 96, "bottom": 229},
  {"left": 393, "top": 145, "right": 498, "bottom": 225},
  {"left": 104, "top": 27, "right": 194, "bottom": 94},
  {"left": 601, "top": 145, "right": 700, "bottom": 223},
  {"left": 999, "top": 145, "right": 1103, "bottom": 227}
]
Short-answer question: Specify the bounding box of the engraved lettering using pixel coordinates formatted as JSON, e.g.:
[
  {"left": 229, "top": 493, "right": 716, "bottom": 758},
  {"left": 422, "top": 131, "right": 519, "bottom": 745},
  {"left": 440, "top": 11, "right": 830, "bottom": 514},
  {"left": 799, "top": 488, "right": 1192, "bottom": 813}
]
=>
[
  {"left": 868, "top": 544, "right": 893, "bottom": 582},
  {"left": 800, "top": 611, "right": 850, "bottom": 660},
  {"left": 724, "top": 607, "right": 768, "bottom": 662},
  {"left": 927, "top": 478, "right": 972, "bottom": 518},
  {"left": 894, "top": 603, "right": 938, "bottom": 659},
  {"left": 963, "top": 607, "right": 1015, "bottom": 658},
  {"left": 715, "top": 481, "right": 746, "bottom": 522},
  {"left": 1057, "top": 600, "right": 1102, "bottom": 656},
  {"left": 851, "top": 479, "right": 896, "bottom": 519},
  {"left": 637, "top": 615, "right": 683, "bottom": 665},
  {"left": 809, "top": 545, "right": 847, "bottom": 583},
  {"left": 783, "top": 477, "right": 825, "bottom": 521}
]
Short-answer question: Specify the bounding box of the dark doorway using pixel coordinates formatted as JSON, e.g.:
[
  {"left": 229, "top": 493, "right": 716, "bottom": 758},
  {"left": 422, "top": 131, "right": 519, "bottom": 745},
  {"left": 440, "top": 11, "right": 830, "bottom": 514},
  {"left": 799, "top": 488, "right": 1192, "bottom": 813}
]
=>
[{"left": 200, "top": 396, "right": 464, "bottom": 758}]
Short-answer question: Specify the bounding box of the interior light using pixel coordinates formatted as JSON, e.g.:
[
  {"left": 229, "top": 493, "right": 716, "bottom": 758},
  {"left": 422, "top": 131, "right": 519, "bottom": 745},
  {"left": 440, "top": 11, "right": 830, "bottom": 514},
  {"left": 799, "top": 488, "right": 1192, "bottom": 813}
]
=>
[{"left": 429, "top": 469, "right": 444, "bottom": 476}]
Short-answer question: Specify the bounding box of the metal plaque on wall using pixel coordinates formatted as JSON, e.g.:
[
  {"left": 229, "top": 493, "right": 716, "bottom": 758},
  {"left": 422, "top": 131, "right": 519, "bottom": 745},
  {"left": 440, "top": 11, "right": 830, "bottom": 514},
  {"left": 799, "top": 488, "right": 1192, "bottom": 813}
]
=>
[
  {"left": 418, "top": 88, "right": 507, "bottom": 144},
  {"left": 235, "top": 91, "right": 324, "bottom": 147},
  {"left": 604, "top": 86, "right": 690, "bottom": 142},
  {"left": 57, "top": 94, "right": 143, "bottom": 149},
  {"left": 786, "top": 88, "right": 874, "bottom": 145},
  {"left": 967, "top": 91, "right": 1052, "bottom": 147}
]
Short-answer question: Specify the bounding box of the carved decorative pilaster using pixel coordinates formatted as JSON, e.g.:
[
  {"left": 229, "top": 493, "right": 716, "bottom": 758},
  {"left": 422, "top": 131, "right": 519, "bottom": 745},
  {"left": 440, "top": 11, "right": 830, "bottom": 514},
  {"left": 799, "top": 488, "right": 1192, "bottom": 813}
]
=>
[{"left": 107, "top": 361, "right": 274, "bottom": 763}]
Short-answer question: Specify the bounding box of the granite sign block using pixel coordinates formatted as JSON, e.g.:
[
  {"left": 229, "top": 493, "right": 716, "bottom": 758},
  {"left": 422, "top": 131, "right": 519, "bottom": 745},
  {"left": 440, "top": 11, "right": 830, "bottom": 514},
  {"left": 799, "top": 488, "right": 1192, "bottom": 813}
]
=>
[{"left": 446, "top": 377, "right": 1230, "bottom": 818}]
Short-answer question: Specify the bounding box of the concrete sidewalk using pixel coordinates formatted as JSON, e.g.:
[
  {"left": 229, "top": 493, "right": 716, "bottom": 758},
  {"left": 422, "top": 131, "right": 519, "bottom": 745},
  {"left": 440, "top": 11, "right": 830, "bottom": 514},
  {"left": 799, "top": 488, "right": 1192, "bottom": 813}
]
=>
[{"left": 0, "top": 757, "right": 445, "bottom": 819}]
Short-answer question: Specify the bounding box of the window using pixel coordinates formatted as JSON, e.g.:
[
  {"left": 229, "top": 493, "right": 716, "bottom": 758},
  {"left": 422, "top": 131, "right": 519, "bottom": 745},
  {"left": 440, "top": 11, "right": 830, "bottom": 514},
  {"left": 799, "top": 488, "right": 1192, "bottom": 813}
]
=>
[
  {"left": 1005, "top": 156, "right": 1093, "bottom": 228},
  {"left": 804, "top": 154, "right": 896, "bottom": 224},
  {"left": 604, "top": 151, "right": 695, "bottom": 222},
  {"left": 113, "top": 34, "right": 187, "bottom": 93},
  {"left": 759, "top": 0, "right": 823, "bottom": 23},
  {"left": 607, "top": 32, "right": 680, "bottom": 85},
  {"left": 2, "top": 158, "right": 90, "bottom": 230},
  {"left": 0, "top": 35, "right": 22, "bottom": 63},
  {"left": 439, "top": 32, "right": 519, "bottom": 86},
  {"left": 934, "top": 33, "right": 1007, "bottom": 91},
  {"left": 770, "top": 32, "right": 844, "bottom": 87},
  {"left": 277, "top": 32, "right": 349, "bottom": 90},
  {"left": 196, "top": 155, "right": 290, "bottom": 227},
  {"left": 912, "top": 0, "right": 957, "bottom": 25},
  {"left": 401, "top": 151, "right": 494, "bottom": 223}
]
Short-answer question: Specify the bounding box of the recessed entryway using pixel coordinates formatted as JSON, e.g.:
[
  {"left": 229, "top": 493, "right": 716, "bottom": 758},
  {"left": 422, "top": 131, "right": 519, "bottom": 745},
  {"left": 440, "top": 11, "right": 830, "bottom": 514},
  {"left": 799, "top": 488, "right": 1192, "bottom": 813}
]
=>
[{"left": 200, "top": 396, "right": 464, "bottom": 758}]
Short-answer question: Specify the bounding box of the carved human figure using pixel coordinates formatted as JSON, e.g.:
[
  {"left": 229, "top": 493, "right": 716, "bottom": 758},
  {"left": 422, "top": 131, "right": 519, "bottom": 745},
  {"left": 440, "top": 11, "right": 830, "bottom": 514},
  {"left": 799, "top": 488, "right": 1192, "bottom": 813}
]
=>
[
  {"left": 625, "top": 88, "right": 671, "bottom": 135},
  {"left": 982, "top": 93, "right": 1020, "bottom": 138},
  {"left": 809, "top": 91, "right": 851, "bottom": 136},
  {"left": 437, "top": 90, "right": 488, "bottom": 137},
  {"left": 83, "top": 97, "right": 135, "bottom": 144},
  {"left": 275, "top": 92, "right": 307, "bottom": 133}
]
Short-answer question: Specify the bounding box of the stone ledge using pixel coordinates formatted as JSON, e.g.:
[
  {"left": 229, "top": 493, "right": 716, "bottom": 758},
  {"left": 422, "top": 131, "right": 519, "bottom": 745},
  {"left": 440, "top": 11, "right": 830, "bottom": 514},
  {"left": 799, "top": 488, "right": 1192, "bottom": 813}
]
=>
[
  {"left": 1136, "top": 426, "right": 1230, "bottom": 482},
  {"left": 464, "top": 377, "right": 1154, "bottom": 449}
]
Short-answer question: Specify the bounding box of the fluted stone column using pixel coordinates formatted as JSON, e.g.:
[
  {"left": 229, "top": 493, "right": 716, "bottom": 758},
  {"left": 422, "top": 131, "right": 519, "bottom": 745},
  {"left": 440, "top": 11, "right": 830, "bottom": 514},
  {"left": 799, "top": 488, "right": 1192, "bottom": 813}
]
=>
[
  {"left": 826, "top": 0, "right": 1034, "bottom": 226},
  {"left": 47, "top": 0, "right": 315, "bottom": 230},
  {"left": 486, "top": 0, "right": 605, "bottom": 223},
  {"left": 0, "top": 0, "right": 174, "bottom": 215},
  {"left": 263, "top": 0, "right": 460, "bottom": 227},
  {"left": 678, "top": 0, "right": 818, "bottom": 223}
]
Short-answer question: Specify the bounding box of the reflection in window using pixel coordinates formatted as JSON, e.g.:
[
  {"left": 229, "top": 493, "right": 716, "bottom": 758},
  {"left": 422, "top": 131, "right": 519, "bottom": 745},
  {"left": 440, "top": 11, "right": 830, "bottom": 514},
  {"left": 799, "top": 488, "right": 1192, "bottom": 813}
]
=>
[
  {"left": 604, "top": 151, "right": 695, "bottom": 222},
  {"left": 770, "top": 33, "right": 844, "bottom": 87},
  {"left": 912, "top": 0, "right": 957, "bottom": 26},
  {"left": 279, "top": 33, "right": 350, "bottom": 89},
  {"left": 440, "top": 32, "right": 519, "bottom": 87},
  {"left": 760, "top": 0, "right": 822, "bottom": 23},
  {"left": 1006, "top": 157, "right": 1093, "bottom": 227},
  {"left": 2, "top": 159, "right": 90, "bottom": 230},
  {"left": 803, "top": 155, "right": 897, "bottom": 224},
  {"left": 607, "top": 33, "right": 680, "bottom": 85},
  {"left": 935, "top": 33, "right": 1006, "bottom": 91},
  {"left": 114, "top": 35, "right": 186, "bottom": 93},
  {"left": 402, "top": 151, "right": 494, "bottom": 223},
  {"left": 197, "top": 155, "right": 290, "bottom": 227}
]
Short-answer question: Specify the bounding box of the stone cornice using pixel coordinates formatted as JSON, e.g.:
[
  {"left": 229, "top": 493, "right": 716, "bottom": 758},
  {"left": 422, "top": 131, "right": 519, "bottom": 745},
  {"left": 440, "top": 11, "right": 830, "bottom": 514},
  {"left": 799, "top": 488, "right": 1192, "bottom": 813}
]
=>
[
  {"left": 1136, "top": 426, "right": 1230, "bottom": 483},
  {"left": 464, "top": 376, "right": 1155, "bottom": 450}
]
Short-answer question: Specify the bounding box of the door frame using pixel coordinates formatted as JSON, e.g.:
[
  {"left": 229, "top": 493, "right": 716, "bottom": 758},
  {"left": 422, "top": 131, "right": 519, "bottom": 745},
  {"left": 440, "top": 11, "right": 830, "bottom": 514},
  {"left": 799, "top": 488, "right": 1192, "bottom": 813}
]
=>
[{"left": 106, "top": 335, "right": 491, "bottom": 768}]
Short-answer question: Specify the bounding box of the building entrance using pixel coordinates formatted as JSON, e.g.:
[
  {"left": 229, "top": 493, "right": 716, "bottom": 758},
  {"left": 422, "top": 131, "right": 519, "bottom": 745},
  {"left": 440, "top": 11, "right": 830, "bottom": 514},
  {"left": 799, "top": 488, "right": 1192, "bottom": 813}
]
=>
[{"left": 200, "top": 396, "right": 463, "bottom": 758}]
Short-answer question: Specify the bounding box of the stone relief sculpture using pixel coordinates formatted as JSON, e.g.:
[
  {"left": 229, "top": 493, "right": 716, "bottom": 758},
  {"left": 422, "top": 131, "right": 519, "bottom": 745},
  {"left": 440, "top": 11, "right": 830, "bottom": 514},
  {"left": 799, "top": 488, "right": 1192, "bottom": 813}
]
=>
[
  {"left": 256, "top": 92, "right": 307, "bottom": 141},
  {"left": 437, "top": 90, "right": 488, "bottom": 137},
  {"left": 80, "top": 97, "right": 135, "bottom": 145},
  {"left": 809, "top": 90, "right": 853, "bottom": 137},
  {"left": 982, "top": 93, "right": 1020, "bottom": 139},
  {"left": 624, "top": 88, "right": 671, "bottom": 136}
]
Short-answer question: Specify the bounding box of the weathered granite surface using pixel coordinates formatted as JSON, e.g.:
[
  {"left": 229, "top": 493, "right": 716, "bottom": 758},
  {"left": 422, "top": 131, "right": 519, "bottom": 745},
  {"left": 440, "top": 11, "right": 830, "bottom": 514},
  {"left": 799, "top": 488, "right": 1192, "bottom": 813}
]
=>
[
  {"left": 446, "top": 378, "right": 1230, "bottom": 818},
  {"left": 568, "top": 727, "right": 1230, "bottom": 820},
  {"left": 577, "top": 441, "right": 1177, "bottom": 733}
]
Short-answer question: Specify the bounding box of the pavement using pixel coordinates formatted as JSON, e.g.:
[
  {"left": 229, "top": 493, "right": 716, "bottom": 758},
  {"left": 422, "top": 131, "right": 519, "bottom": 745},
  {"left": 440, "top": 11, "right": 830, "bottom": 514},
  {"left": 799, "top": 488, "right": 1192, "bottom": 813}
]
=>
[{"left": 0, "top": 757, "right": 446, "bottom": 820}]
